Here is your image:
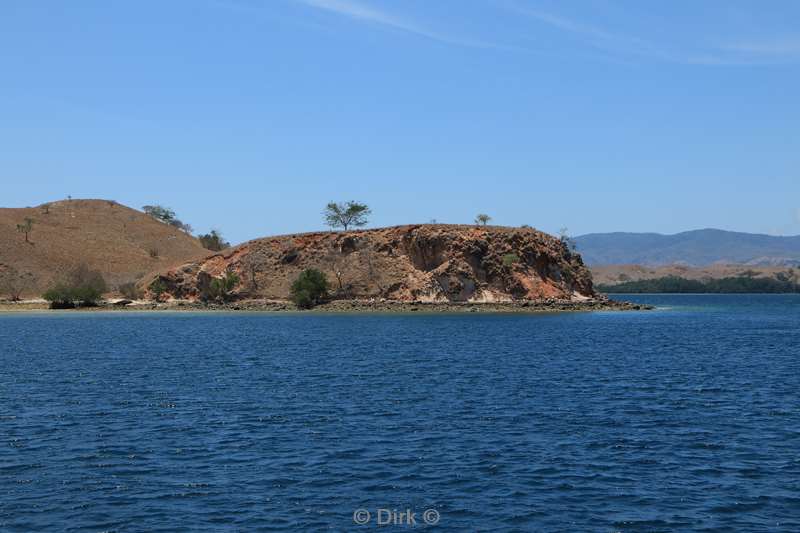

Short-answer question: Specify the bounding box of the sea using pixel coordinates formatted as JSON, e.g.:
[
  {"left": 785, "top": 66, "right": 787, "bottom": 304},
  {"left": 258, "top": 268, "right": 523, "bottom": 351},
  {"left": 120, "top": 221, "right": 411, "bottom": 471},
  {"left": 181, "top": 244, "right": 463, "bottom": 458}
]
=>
[{"left": 1, "top": 294, "right": 799, "bottom": 531}]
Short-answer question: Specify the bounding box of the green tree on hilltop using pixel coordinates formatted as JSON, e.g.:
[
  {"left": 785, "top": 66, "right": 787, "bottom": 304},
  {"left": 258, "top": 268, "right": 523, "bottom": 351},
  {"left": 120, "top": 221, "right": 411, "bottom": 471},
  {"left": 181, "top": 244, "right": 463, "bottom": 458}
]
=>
[
  {"left": 324, "top": 201, "right": 371, "bottom": 231},
  {"left": 143, "top": 205, "right": 176, "bottom": 223},
  {"left": 475, "top": 214, "right": 491, "bottom": 226},
  {"left": 142, "top": 205, "right": 193, "bottom": 234}
]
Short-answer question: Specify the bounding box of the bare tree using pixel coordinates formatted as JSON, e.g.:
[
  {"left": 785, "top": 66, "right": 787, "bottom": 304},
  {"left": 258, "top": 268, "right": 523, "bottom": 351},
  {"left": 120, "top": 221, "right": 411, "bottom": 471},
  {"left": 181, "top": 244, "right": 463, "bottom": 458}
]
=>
[
  {"left": 324, "top": 201, "right": 371, "bottom": 231},
  {"left": 331, "top": 261, "right": 347, "bottom": 294},
  {"left": 475, "top": 214, "right": 491, "bottom": 226},
  {"left": 0, "top": 267, "right": 35, "bottom": 301},
  {"left": 171, "top": 220, "right": 193, "bottom": 234},
  {"left": 324, "top": 246, "right": 350, "bottom": 296},
  {"left": 558, "top": 227, "right": 577, "bottom": 252},
  {"left": 361, "top": 244, "right": 385, "bottom": 296},
  {"left": 240, "top": 253, "right": 262, "bottom": 293}
]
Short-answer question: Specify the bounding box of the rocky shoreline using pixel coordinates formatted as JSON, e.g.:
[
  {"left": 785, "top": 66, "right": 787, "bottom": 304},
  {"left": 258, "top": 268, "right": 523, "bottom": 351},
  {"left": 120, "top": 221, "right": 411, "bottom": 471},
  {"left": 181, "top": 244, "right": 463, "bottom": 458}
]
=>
[{"left": 0, "top": 298, "right": 652, "bottom": 313}]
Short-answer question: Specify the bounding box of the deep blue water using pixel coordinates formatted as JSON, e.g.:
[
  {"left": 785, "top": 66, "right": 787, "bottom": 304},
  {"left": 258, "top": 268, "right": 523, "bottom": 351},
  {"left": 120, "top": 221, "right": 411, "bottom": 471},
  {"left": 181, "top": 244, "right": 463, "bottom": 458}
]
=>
[{"left": 1, "top": 295, "right": 799, "bottom": 532}]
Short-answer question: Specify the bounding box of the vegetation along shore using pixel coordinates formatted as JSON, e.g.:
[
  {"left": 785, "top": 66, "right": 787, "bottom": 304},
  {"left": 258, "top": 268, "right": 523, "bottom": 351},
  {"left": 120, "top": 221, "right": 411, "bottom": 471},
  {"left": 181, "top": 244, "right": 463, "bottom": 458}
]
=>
[{"left": 598, "top": 274, "right": 800, "bottom": 293}]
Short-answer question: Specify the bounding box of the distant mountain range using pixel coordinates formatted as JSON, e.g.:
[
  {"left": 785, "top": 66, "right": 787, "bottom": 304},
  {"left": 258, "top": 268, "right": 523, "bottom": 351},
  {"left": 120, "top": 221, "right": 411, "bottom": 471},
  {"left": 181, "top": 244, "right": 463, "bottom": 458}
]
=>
[{"left": 574, "top": 229, "right": 800, "bottom": 266}]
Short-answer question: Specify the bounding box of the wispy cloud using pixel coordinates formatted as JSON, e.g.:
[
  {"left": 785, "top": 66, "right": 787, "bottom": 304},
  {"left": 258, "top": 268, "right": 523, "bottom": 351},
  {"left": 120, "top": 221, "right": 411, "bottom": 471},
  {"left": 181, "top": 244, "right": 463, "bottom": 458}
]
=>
[
  {"left": 507, "top": 5, "right": 691, "bottom": 63},
  {"left": 722, "top": 38, "right": 800, "bottom": 57},
  {"left": 296, "top": 0, "right": 504, "bottom": 50},
  {"left": 505, "top": 3, "right": 799, "bottom": 66},
  {"left": 222, "top": 0, "right": 800, "bottom": 66},
  {"left": 515, "top": 8, "right": 621, "bottom": 44}
]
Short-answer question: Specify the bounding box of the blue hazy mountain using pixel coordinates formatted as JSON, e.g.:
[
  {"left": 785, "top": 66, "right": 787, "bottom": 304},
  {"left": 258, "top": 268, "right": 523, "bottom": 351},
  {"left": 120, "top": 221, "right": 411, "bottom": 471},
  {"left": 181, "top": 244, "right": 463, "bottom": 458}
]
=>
[{"left": 574, "top": 229, "right": 800, "bottom": 266}]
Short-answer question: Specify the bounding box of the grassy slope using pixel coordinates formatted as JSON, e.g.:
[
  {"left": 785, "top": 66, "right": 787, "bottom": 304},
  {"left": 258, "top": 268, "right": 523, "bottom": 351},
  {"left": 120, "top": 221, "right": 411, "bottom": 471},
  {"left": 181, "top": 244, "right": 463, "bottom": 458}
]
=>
[{"left": 0, "top": 199, "right": 209, "bottom": 296}]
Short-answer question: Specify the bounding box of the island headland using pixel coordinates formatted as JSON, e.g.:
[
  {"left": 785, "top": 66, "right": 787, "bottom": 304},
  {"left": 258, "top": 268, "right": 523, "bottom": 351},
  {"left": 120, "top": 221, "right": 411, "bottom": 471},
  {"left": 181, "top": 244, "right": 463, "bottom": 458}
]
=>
[
  {"left": 0, "top": 200, "right": 648, "bottom": 312},
  {"left": 141, "top": 224, "right": 646, "bottom": 311}
]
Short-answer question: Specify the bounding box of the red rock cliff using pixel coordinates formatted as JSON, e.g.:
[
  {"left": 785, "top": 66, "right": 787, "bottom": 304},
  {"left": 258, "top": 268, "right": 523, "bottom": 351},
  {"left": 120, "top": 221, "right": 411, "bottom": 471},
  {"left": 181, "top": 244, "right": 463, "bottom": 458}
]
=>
[{"left": 146, "top": 224, "right": 597, "bottom": 302}]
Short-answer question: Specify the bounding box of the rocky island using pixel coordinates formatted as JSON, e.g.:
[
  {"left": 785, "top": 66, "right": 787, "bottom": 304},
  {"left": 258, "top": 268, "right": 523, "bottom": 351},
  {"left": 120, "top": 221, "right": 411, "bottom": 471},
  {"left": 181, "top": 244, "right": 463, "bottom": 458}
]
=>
[{"left": 141, "top": 224, "right": 646, "bottom": 312}]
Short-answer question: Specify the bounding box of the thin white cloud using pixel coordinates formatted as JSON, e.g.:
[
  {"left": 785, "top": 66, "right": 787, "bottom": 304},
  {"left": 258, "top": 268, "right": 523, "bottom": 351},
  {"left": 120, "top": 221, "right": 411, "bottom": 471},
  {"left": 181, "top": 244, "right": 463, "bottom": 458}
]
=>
[
  {"left": 508, "top": 5, "right": 690, "bottom": 63},
  {"left": 516, "top": 8, "right": 619, "bottom": 43},
  {"left": 297, "top": 0, "right": 502, "bottom": 50},
  {"left": 506, "top": 3, "right": 798, "bottom": 66},
  {"left": 218, "top": 0, "right": 799, "bottom": 66},
  {"left": 723, "top": 38, "right": 800, "bottom": 57}
]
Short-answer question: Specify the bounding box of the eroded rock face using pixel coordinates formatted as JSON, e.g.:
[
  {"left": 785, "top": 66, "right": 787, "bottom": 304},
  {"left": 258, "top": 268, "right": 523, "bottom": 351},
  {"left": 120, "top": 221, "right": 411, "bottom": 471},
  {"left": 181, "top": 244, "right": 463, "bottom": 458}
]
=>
[{"left": 144, "top": 225, "right": 597, "bottom": 302}]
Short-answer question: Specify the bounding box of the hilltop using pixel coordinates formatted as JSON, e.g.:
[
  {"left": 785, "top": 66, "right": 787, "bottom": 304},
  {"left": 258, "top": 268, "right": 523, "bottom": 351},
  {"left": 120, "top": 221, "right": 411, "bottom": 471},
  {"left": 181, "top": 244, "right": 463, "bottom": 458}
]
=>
[
  {"left": 147, "top": 224, "right": 598, "bottom": 303},
  {"left": 575, "top": 229, "right": 800, "bottom": 266},
  {"left": 0, "top": 199, "right": 209, "bottom": 295}
]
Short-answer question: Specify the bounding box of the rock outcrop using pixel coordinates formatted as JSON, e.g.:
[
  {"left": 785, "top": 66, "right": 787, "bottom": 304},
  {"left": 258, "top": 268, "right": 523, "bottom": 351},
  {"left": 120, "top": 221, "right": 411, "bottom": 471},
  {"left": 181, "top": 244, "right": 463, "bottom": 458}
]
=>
[{"left": 146, "top": 225, "right": 598, "bottom": 303}]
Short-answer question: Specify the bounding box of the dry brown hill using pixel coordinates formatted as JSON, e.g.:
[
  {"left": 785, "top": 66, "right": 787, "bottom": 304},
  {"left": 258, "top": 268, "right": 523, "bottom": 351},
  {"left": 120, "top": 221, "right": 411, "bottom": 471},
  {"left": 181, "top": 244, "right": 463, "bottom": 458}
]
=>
[
  {"left": 591, "top": 263, "right": 798, "bottom": 285},
  {"left": 0, "top": 199, "right": 209, "bottom": 296},
  {"left": 148, "top": 224, "right": 597, "bottom": 303}
]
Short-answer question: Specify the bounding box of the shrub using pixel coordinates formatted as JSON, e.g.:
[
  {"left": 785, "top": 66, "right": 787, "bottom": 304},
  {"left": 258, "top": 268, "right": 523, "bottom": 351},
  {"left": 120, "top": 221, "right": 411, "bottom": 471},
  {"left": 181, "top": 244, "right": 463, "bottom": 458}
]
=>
[
  {"left": 170, "top": 219, "right": 193, "bottom": 234},
  {"left": 42, "top": 264, "right": 107, "bottom": 308},
  {"left": 118, "top": 282, "right": 142, "bottom": 300},
  {"left": 502, "top": 253, "right": 520, "bottom": 267},
  {"left": 198, "top": 230, "right": 230, "bottom": 251},
  {"left": 148, "top": 247, "right": 159, "bottom": 258},
  {"left": 149, "top": 278, "right": 168, "bottom": 300},
  {"left": 42, "top": 284, "right": 76, "bottom": 309},
  {"left": 290, "top": 269, "right": 329, "bottom": 309},
  {"left": 206, "top": 271, "right": 240, "bottom": 302}
]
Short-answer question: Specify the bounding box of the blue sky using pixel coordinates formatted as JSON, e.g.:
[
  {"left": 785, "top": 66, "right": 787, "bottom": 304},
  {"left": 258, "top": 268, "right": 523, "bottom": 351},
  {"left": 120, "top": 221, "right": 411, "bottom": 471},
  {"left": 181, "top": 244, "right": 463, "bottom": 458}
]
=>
[{"left": 2, "top": 0, "right": 799, "bottom": 244}]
